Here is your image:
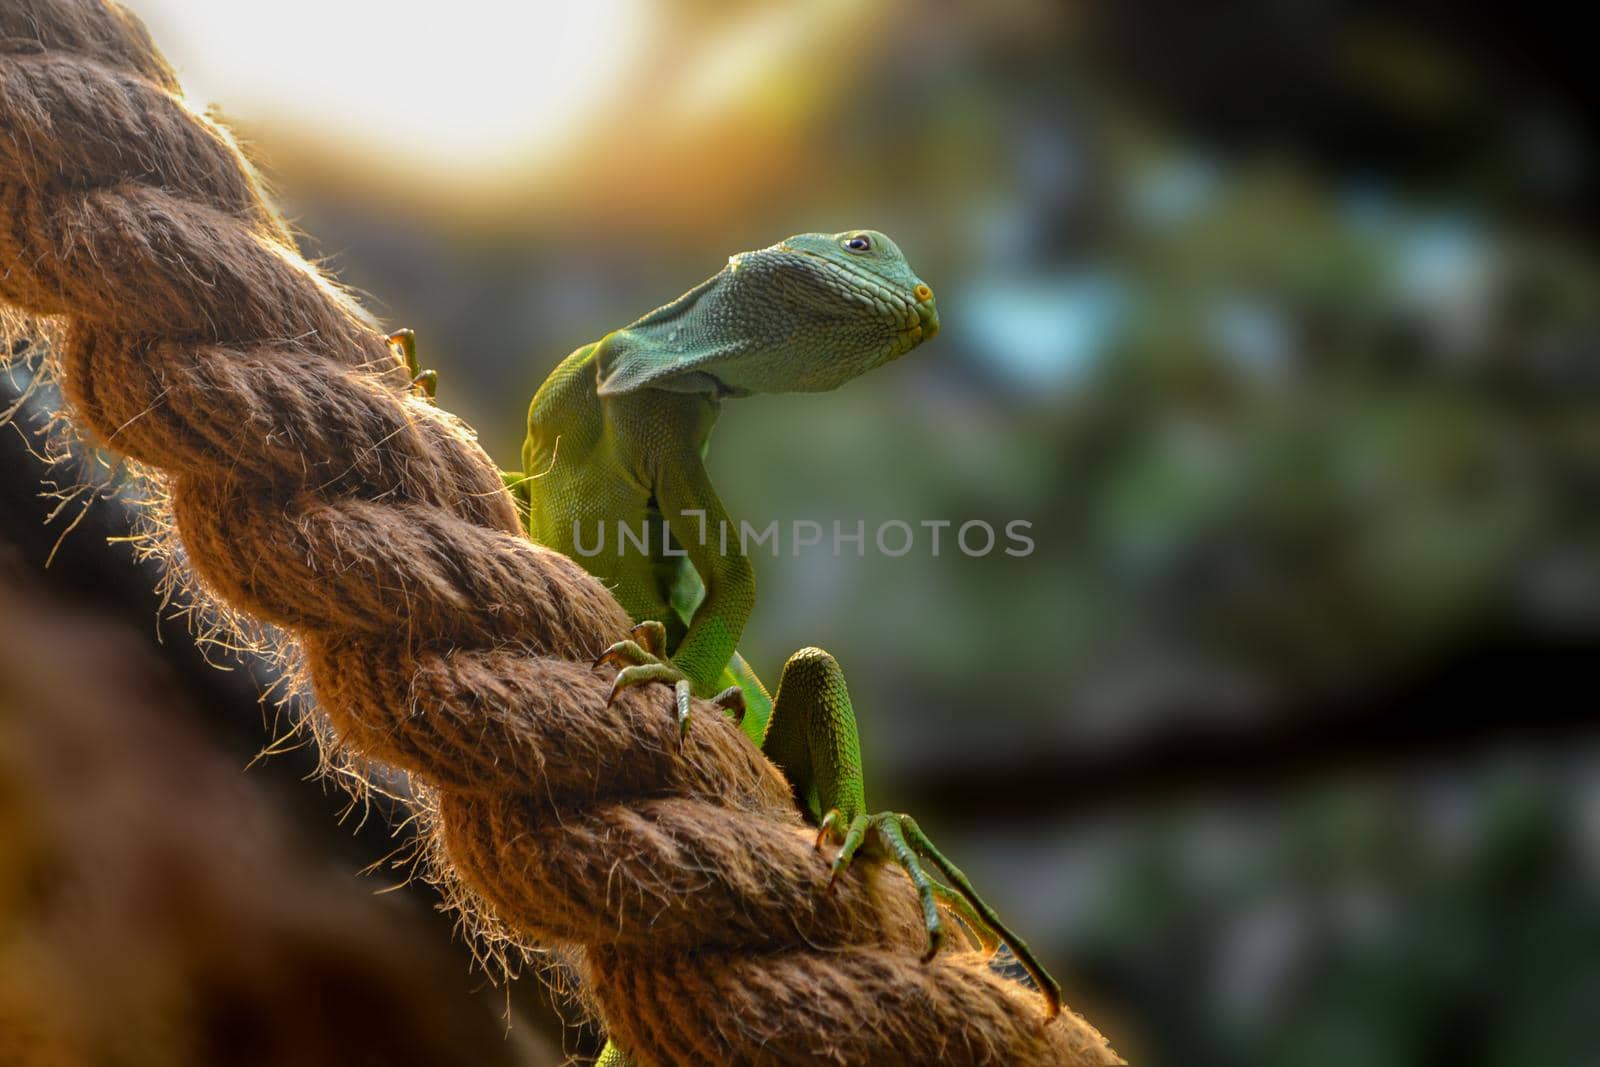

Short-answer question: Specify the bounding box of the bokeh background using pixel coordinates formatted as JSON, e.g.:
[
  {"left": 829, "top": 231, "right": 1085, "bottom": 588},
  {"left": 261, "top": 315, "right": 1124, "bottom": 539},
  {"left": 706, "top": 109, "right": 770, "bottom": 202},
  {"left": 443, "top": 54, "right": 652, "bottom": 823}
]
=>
[{"left": 4, "top": 1, "right": 1598, "bottom": 1064}]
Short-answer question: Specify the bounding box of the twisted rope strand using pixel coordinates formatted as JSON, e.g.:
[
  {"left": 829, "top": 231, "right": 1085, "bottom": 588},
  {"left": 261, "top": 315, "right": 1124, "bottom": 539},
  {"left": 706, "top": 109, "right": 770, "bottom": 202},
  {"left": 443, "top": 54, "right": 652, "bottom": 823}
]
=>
[{"left": 0, "top": 4, "right": 1120, "bottom": 1062}]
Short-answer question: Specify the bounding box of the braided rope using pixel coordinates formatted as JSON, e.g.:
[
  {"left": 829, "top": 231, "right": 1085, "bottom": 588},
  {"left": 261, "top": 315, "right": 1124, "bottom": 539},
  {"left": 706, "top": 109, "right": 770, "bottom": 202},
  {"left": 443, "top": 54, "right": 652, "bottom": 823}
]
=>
[{"left": 0, "top": 4, "right": 1119, "bottom": 1062}]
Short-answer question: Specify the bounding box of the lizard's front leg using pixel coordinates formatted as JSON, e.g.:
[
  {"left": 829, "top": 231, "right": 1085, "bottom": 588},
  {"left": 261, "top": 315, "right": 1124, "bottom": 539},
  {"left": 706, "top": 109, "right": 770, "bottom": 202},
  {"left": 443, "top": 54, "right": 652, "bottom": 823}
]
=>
[
  {"left": 762, "top": 647, "right": 1063, "bottom": 1017},
  {"left": 594, "top": 433, "right": 754, "bottom": 740}
]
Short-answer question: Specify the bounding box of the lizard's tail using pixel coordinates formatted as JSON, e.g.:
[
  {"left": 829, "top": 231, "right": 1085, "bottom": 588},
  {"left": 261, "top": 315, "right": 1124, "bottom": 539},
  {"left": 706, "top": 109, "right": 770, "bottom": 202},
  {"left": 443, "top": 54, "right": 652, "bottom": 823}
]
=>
[{"left": 0, "top": 4, "right": 1119, "bottom": 1063}]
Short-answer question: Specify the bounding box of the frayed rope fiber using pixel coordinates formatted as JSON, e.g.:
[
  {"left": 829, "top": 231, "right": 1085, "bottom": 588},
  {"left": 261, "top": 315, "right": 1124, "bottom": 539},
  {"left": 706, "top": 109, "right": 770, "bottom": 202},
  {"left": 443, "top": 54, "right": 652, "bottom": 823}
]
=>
[{"left": 0, "top": 3, "right": 1121, "bottom": 1063}]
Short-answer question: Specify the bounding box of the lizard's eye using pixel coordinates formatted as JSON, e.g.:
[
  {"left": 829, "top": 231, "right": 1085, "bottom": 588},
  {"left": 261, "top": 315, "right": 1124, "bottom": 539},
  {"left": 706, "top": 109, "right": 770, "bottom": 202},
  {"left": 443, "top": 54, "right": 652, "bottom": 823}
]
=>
[{"left": 843, "top": 234, "right": 872, "bottom": 253}]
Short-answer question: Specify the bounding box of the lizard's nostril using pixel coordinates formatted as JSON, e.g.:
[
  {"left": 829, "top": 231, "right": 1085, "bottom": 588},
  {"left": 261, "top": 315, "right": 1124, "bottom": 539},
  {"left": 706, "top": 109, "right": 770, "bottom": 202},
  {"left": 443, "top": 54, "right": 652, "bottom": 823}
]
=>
[{"left": 914, "top": 284, "right": 933, "bottom": 303}]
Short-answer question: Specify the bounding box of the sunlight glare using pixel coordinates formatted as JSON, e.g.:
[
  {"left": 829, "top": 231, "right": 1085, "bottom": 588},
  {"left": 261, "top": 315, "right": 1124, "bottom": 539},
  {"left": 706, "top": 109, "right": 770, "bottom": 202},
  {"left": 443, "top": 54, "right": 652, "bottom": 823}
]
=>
[{"left": 126, "top": 0, "right": 649, "bottom": 175}]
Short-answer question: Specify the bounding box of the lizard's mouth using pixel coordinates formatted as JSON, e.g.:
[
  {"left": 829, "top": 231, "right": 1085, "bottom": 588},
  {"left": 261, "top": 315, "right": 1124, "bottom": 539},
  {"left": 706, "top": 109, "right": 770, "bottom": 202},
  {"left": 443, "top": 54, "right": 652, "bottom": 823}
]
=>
[
  {"left": 904, "top": 293, "right": 939, "bottom": 342},
  {"left": 890, "top": 288, "right": 939, "bottom": 357}
]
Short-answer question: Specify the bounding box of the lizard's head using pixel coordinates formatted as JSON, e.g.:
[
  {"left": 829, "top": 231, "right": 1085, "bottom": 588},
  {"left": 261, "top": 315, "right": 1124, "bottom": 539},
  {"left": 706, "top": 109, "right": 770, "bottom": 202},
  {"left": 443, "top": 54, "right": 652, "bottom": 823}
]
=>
[
  {"left": 710, "top": 229, "right": 939, "bottom": 393},
  {"left": 596, "top": 229, "right": 939, "bottom": 397}
]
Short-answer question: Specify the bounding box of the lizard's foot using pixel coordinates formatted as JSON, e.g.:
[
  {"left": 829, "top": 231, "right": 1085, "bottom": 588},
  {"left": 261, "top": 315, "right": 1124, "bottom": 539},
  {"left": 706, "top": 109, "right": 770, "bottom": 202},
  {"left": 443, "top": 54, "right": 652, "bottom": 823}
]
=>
[
  {"left": 386, "top": 328, "right": 437, "bottom": 401},
  {"left": 593, "top": 623, "right": 744, "bottom": 741},
  {"left": 598, "top": 653, "right": 693, "bottom": 743},
  {"left": 817, "top": 809, "right": 1062, "bottom": 1017}
]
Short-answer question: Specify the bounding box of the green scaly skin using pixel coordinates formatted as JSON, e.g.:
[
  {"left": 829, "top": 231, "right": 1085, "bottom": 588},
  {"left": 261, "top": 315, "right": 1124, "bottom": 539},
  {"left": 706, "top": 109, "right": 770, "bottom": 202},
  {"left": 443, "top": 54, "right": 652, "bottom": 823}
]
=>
[{"left": 398, "top": 231, "right": 1059, "bottom": 1065}]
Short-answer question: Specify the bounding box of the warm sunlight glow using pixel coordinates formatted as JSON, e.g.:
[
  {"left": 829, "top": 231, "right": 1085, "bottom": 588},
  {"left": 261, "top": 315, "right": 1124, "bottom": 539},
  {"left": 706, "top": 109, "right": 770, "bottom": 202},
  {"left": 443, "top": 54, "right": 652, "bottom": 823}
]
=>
[{"left": 127, "top": 0, "right": 648, "bottom": 175}]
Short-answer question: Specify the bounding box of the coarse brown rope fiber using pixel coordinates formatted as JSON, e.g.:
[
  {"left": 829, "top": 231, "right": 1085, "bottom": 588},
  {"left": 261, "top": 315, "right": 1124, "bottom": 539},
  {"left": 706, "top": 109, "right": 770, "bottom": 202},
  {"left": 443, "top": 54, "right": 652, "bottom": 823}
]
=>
[{"left": 0, "top": 3, "right": 1121, "bottom": 1063}]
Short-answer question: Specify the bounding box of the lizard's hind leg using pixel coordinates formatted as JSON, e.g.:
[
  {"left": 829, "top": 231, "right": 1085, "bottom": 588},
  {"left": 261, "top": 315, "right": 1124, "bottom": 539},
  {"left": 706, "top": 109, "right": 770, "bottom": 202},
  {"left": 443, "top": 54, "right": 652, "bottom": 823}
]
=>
[{"left": 762, "top": 646, "right": 1063, "bottom": 1017}]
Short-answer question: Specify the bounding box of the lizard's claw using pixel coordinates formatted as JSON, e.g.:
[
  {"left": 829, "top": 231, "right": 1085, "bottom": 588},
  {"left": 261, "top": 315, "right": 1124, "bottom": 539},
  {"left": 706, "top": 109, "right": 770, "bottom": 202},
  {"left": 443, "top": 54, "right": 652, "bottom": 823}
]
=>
[
  {"left": 629, "top": 620, "right": 667, "bottom": 659},
  {"left": 815, "top": 808, "right": 842, "bottom": 851},
  {"left": 592, "top": 639, "right": 656, "bottom": 671},
  {"left": 814, "top": 810, "right": 1062, "bottom": 1017},
  {"left": 709, "top": 685, "right": 747, "bottom": 724},
  {"left": 387, "top": 328, "right": 437, "bottom": 402}
]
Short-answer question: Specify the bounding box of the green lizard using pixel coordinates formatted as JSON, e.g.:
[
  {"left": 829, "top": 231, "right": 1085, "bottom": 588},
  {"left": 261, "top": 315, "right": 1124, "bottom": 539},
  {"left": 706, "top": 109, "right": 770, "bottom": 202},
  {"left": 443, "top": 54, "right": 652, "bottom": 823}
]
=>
[{"left": 396, "top": 230, "right": 1058, "bottom": 1063}]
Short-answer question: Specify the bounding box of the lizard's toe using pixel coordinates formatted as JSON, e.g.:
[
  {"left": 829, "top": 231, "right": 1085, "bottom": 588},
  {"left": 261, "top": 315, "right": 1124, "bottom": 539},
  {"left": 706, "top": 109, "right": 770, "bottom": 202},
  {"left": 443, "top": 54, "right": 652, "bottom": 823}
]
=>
[
  {"left": 629, "top": 620, "right": 668, "bottom": 658},
  {"left": 709, "top": 685, "right": 747, "bottom": 724},
  {"left": 592, "top": 639, "right": 659, "bottom": 671},
  {"left": 674, "top": 678, "right": 692, "bottom": 746}
]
